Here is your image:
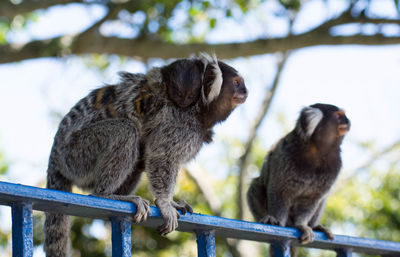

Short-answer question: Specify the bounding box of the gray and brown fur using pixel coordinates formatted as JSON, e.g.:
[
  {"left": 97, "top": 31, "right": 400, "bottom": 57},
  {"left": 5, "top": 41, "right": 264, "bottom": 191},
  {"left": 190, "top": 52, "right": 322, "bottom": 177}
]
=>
[
  {"left": 44, "top": 55, "right": 248, "bottom": 257},
  {"left": 247, "top": 103, "right": 350, "bottom": 255}
]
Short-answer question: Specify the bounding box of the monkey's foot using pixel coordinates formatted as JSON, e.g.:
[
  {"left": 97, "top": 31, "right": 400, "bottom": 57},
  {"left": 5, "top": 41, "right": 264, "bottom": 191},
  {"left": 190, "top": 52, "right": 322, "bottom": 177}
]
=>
[
  {"left": 296, "top": 225, "right": 315, "bottom": 245},
  {"left": 155, "top": 199, "right": 180, "bottom": 236},
  {"left": 172, "top": 199, "right": 193, "bottom": 215},
  {"left": 313, "top": 225, "right": 334, "bottom": 240},
  {"left": 92, "top": 194, "right": 150, "bottom": 223},
  {"left": 259, "top": 215, "right": 283, "bottom": 226}
]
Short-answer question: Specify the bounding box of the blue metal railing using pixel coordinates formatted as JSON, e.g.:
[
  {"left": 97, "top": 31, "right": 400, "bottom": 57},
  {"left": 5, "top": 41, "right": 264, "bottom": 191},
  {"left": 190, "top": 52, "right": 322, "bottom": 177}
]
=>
[{"left": 0, "top": 181, "right": 399, "bottom": 257}]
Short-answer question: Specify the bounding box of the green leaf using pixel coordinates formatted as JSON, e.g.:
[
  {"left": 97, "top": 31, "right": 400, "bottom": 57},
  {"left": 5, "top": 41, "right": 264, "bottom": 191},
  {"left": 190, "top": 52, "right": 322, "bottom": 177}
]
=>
[
  {"left": 279, "top": 0, "right": 301, "bottom": 11},
  {"left": 0, "top": 152, "right": 8, "bottom": 175},
  {"left": 209, "top": 18, "right": 217, "bottom": 28},
  {"left": 395, "top": 0, "right": 400, "bottom": 13}
]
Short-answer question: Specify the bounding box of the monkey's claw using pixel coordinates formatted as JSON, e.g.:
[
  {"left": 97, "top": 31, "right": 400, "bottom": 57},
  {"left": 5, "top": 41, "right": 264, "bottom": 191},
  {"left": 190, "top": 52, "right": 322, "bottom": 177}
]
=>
[
  {"left": 172, "top": 199, "right": 193, "bottom": 215},
  {"left": 259, "top": 215, "right": 282, "bottom": 226},
  {"left": 130, "top": 196, "right": 150, "bottom": 223},
  {"left": 313, "top": 225, "right": 334, "bottom": 240},
  {"left": 296, "top": 225, "right": 315, "bottom": 245},
  {"left": 91, "top": 194, "right": 150, "bottom": 223},
  {"left": 155, "top": 199, "right": 179, "bottom": 236}
]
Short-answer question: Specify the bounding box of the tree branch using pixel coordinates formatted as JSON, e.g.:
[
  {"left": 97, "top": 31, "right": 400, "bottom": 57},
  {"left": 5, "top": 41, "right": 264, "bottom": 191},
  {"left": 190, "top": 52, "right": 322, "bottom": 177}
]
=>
[
  {"left": 334, "top": 139, "right": 400, "bottom": 193},
  {"left": 2, "top": 29, "right": 400, "bottom": 64},
  {"left": 314, "top": 9, "right": 400, "bottom": 33},
  {"left": 184, "top": 166, "right": 222, "bottom": 215}
]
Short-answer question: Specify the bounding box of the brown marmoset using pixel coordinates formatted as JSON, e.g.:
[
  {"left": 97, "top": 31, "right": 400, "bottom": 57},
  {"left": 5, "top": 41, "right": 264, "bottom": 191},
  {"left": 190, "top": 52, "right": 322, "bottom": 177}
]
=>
[
  {"left": 44, "top": 54, "right": 247, "bottom": 257},
  {"left": 247, "top": 103, "right": 350, "bottom": 252}
]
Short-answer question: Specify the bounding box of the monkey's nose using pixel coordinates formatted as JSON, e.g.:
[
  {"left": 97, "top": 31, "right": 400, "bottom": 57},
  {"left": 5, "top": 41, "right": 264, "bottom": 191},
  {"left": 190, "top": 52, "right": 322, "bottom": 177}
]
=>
[{"left": 339, "top": 115, "right": 350, "bottom": 125}]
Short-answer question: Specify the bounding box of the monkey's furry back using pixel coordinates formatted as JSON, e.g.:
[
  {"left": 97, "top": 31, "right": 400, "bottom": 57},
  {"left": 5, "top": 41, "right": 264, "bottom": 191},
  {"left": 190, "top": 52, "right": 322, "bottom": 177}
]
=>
[
  {"left": 261, "top": 130, "right": 343, "bottom": 205},
  {"left": 50, "top": 68, "right": 206, "bottom": 191}
]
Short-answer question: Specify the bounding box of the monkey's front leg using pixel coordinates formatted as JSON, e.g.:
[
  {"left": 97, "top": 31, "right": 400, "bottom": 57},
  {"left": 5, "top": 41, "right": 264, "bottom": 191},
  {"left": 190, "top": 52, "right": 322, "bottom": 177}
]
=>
[
  {"left": 292, "top": 200, "right": 321, "bottom": 244},
  {"left": 147, "top": 160, "right": 183, "bottom": 235},
  {"left": 308, "top": 199, "right": 334, "bottom": 240},
  {"left": 265, "top": 188, "right": 292, "bottom": 227}
]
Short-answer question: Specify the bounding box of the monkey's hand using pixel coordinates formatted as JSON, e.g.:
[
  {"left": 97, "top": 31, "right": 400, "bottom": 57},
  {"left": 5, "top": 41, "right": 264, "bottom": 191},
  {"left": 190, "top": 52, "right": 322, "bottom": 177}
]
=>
[
  {"left": 296, "top": 224, "right": 315, "bottom": 245},
  {"left": 172, "top": 199, "right": 194, "bottom": 215},
  {"left": 313, "top": 225, "right": 334, "bottom": 240},
  {"left": 155, "top": 199, "right": 180, "bottom": 236},
  {"left": 259, "top": 215, "right": 283, "bottom": 226}
]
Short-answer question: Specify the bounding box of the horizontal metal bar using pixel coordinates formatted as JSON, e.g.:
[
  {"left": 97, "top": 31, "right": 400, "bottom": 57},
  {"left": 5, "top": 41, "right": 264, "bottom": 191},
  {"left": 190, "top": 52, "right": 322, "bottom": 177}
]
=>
[{"left": 0, "top": 181, "right": 399, "bottom": 255}]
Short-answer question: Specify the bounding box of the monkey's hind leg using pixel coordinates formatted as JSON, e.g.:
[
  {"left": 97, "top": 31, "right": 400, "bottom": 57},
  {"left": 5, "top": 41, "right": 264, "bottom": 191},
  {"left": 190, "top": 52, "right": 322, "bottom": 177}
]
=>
[
  {"left": 70, "top": 119, "right": 150, "bottom": 223},
  {"left": 172, "top": 199, "right": 193, "bottom": 215},
  {"left": 247, "top": 178, "right": 281, "bottom": 225}
]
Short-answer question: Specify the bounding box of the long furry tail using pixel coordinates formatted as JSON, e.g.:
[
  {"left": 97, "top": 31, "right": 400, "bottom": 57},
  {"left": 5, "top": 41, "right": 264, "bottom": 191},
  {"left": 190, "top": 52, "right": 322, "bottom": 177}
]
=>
[{"left": 44, "top": 168, "right": 72, "bottom": 257}]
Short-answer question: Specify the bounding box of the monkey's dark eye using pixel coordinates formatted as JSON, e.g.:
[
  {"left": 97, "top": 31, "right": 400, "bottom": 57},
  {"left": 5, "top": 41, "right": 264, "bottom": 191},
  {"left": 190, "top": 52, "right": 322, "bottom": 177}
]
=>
[{"left": 233, "top": 78, "right": 240, "bottom": 86}]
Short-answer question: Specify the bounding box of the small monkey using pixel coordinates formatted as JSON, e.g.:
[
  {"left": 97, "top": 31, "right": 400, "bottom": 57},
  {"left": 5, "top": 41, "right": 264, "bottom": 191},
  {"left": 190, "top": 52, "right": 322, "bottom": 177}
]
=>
[
  {"left": 44, "top": 54, "right": 247, "bottom": 257},
  {"left": 247, "top": 103, "right": 350, "bottom": 248}
]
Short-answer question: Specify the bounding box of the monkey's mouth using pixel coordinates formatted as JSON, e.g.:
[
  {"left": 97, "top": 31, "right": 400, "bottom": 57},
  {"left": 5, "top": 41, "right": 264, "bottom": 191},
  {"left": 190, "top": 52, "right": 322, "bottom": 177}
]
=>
[
  {"left": 338, "top": 124, "right": 350, "bottom": 136},
  {"left": 233, "top": 94, "right": 247, "bottom": 104}
]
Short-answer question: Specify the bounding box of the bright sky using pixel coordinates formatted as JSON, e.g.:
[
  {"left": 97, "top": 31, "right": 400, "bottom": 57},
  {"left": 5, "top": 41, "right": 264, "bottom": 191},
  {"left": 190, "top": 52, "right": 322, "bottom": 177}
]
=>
[{"left": 0, "top": 0, "right": 399, "bottom": 255}]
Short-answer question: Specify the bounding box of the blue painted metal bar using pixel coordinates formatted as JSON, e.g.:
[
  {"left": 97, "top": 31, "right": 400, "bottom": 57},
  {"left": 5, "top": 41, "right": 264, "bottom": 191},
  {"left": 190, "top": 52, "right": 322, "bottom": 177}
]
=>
[
  {"left": 272, "top": 241, "right": 291, "bottom": 257},
  {"left": 336, "top": 248, "right": 353, "bottom": 257},
  {"left": 0, "top": 181, "right": 399, "bottom": 256},
  {"left": 111, "top": 217, "right": 132, "bottom": 257},
  {"left": 11, "top": 202, "right": 33, "bottom": 257},
  {"left": 196, "top": 230, "right": 216, "bottom": 257}
]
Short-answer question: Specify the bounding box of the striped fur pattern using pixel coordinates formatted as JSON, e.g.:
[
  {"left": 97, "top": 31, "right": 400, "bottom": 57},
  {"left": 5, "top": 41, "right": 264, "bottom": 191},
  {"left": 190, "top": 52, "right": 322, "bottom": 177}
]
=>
[{"left": 44, "top": 56, "right": 245, "bottom": 257}]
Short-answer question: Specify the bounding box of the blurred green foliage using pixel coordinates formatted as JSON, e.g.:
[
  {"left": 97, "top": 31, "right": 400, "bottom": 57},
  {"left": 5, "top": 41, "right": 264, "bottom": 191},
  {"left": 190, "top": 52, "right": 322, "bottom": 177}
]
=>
[{"left": 0, "top": 152, "right": 8, "bottom": 176}]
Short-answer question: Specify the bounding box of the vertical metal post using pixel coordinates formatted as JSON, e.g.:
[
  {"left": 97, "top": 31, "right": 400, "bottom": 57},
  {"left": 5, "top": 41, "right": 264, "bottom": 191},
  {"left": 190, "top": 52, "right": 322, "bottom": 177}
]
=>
[
  {"left": 12, "top": 202, "right": 33, "bottom": 257},
  {"left": 271, "top": 241, "right": 291, "bottom": 257},
  {"left": 336, "top": 248, "right": 353, "bottom": 257},
  {"left": 196, "top": 229, "right": 216, "bottom": 257},
  {"left": 111, "top": 217, "right": 131, "bottom": 257}
]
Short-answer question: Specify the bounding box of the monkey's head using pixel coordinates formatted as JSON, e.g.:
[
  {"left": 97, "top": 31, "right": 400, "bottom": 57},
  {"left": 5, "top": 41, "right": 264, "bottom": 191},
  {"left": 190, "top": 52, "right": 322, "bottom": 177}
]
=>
[
  {"left": 199, "top": 55, "right": 248, "bottom": 127},
  {"left": 161, "top": 59, "right": 204, "bottom": 108},
  {"left": 297, "top": 103, "right": 350, "bottom": 146}
]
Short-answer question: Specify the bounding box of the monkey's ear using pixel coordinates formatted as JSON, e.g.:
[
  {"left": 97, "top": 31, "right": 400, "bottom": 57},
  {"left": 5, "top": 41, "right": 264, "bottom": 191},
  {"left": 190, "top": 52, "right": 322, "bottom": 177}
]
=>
[
  {"left": 199, "top": 53, "right": 223, "bottom": 104},
  {"left": 299, "top": 106, "right": 324, "bottom": 139}
]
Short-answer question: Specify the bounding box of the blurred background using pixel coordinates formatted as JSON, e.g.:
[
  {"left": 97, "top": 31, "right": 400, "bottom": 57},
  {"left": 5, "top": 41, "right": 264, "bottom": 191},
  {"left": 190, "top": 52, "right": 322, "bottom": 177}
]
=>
[{"left": 0, "top": 0, "right": 400, "bottom": 256}]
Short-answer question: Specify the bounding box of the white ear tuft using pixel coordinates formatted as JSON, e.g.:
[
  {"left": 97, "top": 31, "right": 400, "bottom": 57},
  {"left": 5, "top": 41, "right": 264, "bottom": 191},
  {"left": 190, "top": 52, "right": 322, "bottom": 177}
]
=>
[
  {"left": 303, "top": 107, "right": 323, "bottom": 138},
  {"left": 199, "top": 53, "right": 223, "bottom": 104}
]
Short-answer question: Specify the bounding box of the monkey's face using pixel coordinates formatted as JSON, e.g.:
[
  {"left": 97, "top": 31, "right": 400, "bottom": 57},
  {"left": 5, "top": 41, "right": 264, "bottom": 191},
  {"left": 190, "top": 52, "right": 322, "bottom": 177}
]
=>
[
  {"left": 306, "top": 103, "right": 350, "bottom": 145},
  {"left": 201, "top": 61, "right": 247, "bottom": 124},
  {"left": 215, "top": 61, "right": 248, "bottom": 108}
]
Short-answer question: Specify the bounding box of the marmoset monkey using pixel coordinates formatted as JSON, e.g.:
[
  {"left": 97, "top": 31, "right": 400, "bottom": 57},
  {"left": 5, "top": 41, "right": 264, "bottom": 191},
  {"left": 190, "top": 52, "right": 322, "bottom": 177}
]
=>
[
  {"left": 247, "top": 103, "right": 350, "bottom": 249},
  {"left": 44, "top": 54, "right": 247, "bottom": 257}
]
